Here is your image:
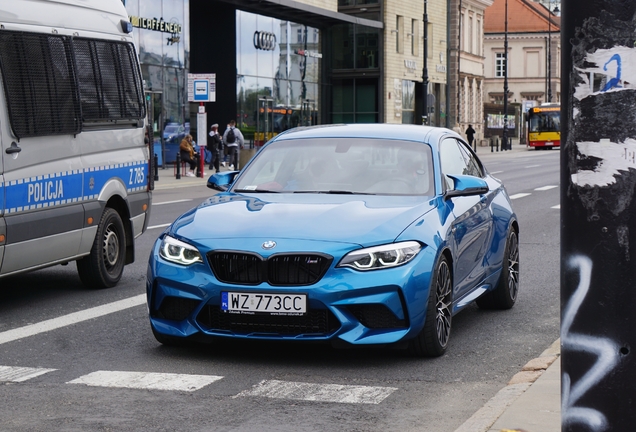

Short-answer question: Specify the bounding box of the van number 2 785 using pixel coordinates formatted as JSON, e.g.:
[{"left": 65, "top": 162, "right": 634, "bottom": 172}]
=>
[{"left": 129, "top": 167, "right": 145, "bottom": 185}]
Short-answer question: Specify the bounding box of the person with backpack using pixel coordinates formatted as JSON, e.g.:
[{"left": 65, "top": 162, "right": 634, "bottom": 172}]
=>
[
  {"left": 207, "top": 123, "right": 222, "bottom": 173},
  {"left": 223, "top": 119, "right": 244, "bottom": 170}
]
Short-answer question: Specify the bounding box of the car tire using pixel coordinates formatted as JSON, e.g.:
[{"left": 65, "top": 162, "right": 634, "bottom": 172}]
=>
[
  {"left": 409, "top": 255, "right": 453, "bottom": 357},
  {"left": 476, "top": 227, "right": 519, "bottom": 310},
  {"left": 77, "top": 207, "right": 126, "bottom": 289}
]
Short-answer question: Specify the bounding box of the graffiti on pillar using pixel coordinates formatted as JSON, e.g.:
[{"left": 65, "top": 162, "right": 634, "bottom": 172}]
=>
[
  {"left": 562, "top": 255, "right": 620, "bottom": 431},
  {"left": 564, "top": 10, "right": 636, "bottom": 431},
  {"left": 568, "top": 13, "right": 636, "bottom": 217}
]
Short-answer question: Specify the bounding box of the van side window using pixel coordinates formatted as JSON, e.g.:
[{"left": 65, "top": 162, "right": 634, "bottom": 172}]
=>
[
  {"left": 0, "top": 30, "right": 145, "bottom": 139},
  {"left": 73, "top": 38, "right": 145, "bottom": 123},
  {"left": 0, "top": 32, "right": 81, "bottom": 139}
]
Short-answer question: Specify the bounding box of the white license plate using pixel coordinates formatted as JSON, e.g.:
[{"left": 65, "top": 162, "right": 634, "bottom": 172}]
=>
[
  {"left": 221, "top": 292, "right": 307, "bottom": 315},
  {"left": 545, "top": 142, "right": 553, "bottom": 146}
]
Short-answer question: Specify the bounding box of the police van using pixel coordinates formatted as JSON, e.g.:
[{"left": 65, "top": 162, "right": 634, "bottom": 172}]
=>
[{"left": 0, "top": 0, "right": 151, "bottom": 288}]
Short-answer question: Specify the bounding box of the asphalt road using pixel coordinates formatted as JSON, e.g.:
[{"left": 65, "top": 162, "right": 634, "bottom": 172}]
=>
[{"left": 0, "top": 146, "right": 561, "bottom": 432}]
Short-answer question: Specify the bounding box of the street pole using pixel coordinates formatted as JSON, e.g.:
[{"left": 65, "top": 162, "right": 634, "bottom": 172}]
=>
[
  {"left": 562, "top": 1, "right": 636, "bottom": 430},
  {"left": 502, "top": 0, "right": 509, "bottom": 150},
  {"left": 547, "top": 2, "right": 552, "bottom": 102},
  {"left": 422, "top": 0, "right": 429, "bottom": 125}
]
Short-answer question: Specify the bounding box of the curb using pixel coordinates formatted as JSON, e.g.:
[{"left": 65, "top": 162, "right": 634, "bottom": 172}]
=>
[{"left": 453, "top": 338, "right": 560, "bottom": 432}]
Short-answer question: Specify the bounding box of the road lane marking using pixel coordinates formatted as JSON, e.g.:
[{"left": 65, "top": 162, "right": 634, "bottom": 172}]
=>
[
  {"left": 147, "top": 223, "right": 171, "bottom": 230},
  {"left": 552, "top": 204, "right": 561, "bottom": 209},
  {"left": 509, "top": 193, "right": 531, "bottom": 200},
  {"left": 0, "top": 294, "right": 146, "bottom": 345},
  {"left": 525, "top": 164, "right": 541, "bottom": 168},
  {"left": 233, "top": 380, "right": 397, "bottom": 404},
  {"left": 153, "top": 199, "right": 192, "bottom": 206},
  {"left": 535, "top": 185, "right": 558, "bottom": 191},
  {"left": 67, "top": 371, "right": 222, "bottom": 392},
  {"left": 0, "top": 366, "right": 56, "bottom": 382},
  {"left": 489, "top": 171, "right": 504, "bottom": 175}
]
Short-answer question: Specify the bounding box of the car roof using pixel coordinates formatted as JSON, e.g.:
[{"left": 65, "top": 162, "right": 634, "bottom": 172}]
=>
[{"left": 272, "top": 123, "right": 461, "bottom": 149}]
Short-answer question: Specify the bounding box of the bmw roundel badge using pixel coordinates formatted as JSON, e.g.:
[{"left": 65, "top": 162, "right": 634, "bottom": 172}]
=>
[{"left": 262, "top": 240, "right": 276, "bottom": 250}]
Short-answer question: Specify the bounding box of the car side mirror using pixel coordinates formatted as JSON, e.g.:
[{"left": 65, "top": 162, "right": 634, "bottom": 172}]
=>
[
  {"left": 444, "top": 174, "right": 489, "bottom": 199},
  {"left": 207, "top": 171, "right": 239, "bottom": 191}
]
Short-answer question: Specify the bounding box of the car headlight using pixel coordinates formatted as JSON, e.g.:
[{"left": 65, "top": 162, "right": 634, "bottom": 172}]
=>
[
  {"left": 337, "top": 241, "right": 422, "bottom": 271},
  {"left": 159, "top": 235, "right": 203, "bottom": 266}
]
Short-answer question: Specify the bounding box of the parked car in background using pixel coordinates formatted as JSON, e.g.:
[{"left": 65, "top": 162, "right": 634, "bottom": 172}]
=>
[
  {"left": 163, "top": 123, "right": 186, "bottom": 164},
  {"left": 146, "top": 124, "right": 519, "bottom": 357}
]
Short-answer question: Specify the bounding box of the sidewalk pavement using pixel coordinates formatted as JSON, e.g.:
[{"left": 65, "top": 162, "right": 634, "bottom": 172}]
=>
[
  {"left": 152, "top": 145, "right": 562, "bottom": 432},
  {"left": 152, "top": 162, "right": 233, "bottom": 190},
  {"left": 454, "top": 339, "right": 561, "bottom": 432}
]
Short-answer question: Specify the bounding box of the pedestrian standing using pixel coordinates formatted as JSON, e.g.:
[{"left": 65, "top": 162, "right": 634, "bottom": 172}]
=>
[
  {"left": 465, "top": 124, "right": 476, "bottom": 151},
  {"left": 208, "top": 123, "right": 222, "bottom": 173},
  {"left": 223, "top": 120, "right": 244, "bottom": 170}
]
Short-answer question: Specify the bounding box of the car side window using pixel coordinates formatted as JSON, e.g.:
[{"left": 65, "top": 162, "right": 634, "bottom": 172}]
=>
[
  {"left": 439, "top": 138, "right": 469, "bottom": 190},
  {"left": 456, "top": 140, "right": 484, "bottom": 177}
]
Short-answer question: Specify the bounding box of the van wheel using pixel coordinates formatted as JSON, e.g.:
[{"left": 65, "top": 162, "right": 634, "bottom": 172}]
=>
[{"left": 77, "top": 208, "right": 126, "bottom": 289}]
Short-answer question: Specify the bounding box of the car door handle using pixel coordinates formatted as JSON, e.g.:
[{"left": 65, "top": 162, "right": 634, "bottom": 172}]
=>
[{"left": 5, "top": 141, "right": 21, "bottom": 154}]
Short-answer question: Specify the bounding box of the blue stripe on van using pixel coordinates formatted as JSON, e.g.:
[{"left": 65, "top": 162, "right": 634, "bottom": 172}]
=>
[{"left": 4, "top": 161, "right": 148, "bottom": 214}]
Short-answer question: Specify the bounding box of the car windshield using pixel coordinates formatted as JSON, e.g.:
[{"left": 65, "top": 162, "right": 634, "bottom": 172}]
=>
[
  {"left": 232, "top": 138, "right": 435, "bottom": 195},
  {"left": 164, "top": 124, "right": 181, "bottom": 134}
]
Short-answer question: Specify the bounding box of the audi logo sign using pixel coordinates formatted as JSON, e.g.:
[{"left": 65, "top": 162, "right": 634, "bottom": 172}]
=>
[{"left": 253, "top": 31, "right": 277, "bottom": 51}]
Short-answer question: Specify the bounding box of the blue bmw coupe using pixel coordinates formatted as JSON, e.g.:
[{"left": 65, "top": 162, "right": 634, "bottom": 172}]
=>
[{"left": 147, "top": 124, "right": 519, "bottom": 357}]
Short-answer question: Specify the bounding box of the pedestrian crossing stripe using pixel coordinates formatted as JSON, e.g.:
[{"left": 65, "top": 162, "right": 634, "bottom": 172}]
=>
[
  {"left": 1, "top": 366, "right": 398, "bottom": 403},
  {"left": 509, "top": 193, "right": 532, "bottom": 200},
  {"left": 0, "top": 366, "right": 56, "bottom": 382},
  {"left": 233, "top": 379, "right": 397, "bottom": 404},
  {"left": 66, "top": 371, "right": 223, "bottom": 392}
]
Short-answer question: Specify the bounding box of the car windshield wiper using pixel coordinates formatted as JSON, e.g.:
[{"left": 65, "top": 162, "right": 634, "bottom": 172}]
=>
[
  {"left": 233, "top": 189, "right": 281, "bottom": 193},
  {"left": 293, "top": 190, "right": 375, "bottom": 195}
]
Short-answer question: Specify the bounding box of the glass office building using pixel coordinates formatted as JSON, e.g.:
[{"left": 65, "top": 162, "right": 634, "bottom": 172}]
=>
[{"left": 124, "top": 0, "right": 383, "bottom": 162}]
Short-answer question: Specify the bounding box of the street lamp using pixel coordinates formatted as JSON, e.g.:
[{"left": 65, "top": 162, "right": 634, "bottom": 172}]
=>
[
  {"left": 502, "top": 0, "right": 509, "bottom": 150},
  {"left": 547, "top": 3, "right": 559, "bottom": 102},
  {"left": 422, "top": 0, "right": 429, "bottom": 125}
]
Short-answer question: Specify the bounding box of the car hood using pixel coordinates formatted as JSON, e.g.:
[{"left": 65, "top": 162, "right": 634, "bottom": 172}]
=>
[{"left": 169, "top": 193, "right": 437, "bottom": 246}]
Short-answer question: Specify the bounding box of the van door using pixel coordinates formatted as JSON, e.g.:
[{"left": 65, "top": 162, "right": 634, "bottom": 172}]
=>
[{"left": 0, "top": 135, "right": 85, "bottom": 276}]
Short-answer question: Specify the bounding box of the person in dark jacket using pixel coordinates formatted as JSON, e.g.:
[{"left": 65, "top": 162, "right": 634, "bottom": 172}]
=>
[
  {"left": 465, "top": 124, "right": 476, "bottom": 150},
  {"left": 208, "top": 123, "right": 222, "bottom": 173}
]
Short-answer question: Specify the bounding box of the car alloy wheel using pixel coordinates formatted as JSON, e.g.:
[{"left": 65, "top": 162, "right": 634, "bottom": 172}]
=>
[{"left": 409, "top": 255, "right": 453, "bottom": 357}]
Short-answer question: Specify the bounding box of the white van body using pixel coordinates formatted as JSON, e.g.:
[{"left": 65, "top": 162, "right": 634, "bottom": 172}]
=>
[{"left": 0, "top": 0, "right": 151, "bottom": 288}]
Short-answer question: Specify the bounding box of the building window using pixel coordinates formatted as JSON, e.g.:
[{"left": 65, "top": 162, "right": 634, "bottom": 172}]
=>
[
  {"left": 331, "top": 78, "right": 378, "bottom": 123},
  {"left": 468, "top": 16, "right": 474, "bottom": 54},
  {"left": 402, "top": 80, "right": 415, "bottom": 124},
  {"left": 477, "top": 18, "right": 482, "bottom": 56},
  {"left": 411, "top": 19, "right": 418, "bottom": 56},
  {"left": 396, "top": 15, "right": 404, "bottom": 54},
  {"left": 460, "top": 13, "right": 465, "bottom": 51},
  {"left": 332, "top": 23, "right": 379, "bottom": 69},
  {"left": 495, "top": 52, "right": 506, "bottom": 78},
  {"left": 297, "top": 28, "right": 307, "bottom": 43}
]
